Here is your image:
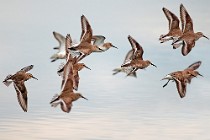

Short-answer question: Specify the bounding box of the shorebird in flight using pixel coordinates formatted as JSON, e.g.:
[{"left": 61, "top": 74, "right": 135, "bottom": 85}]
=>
[
  {"left": 121, "top": 35, "right": 156, "bottom": 76},
  {"left": 159, "top": 7, "right": 183, "bottom": 49},
  {"left": 50, "top": 31, "right": 66, "bottom": 62},
  {"left": 172, "top": 4, "right": 209, "bottom": 56},
  {"left": 3, "top": 65, "right": 38, "bottom": 112},
  {"left": 91, "top": 35, "right": 117, "bottom": 51},
  {"left": 50, "top": 54, "right": 88, "bottom": 113},
  {"left": 162, "top": 61, "right": 203, "bottom": 98},
  {"left": 69, "top": 15, "right": 115, "bottom": 62}
]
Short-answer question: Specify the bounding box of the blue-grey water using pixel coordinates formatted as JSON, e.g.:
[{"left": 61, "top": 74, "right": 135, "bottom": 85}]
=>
[{"left": 1, "top": 0, "right": 210, "bottom": 139}]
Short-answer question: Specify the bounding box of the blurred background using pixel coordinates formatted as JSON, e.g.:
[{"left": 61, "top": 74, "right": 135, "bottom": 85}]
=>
[{"left": 0, "top": 0, "right": 210, "bottom": 139}]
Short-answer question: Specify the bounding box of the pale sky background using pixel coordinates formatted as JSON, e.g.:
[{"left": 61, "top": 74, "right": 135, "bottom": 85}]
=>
[{"left": 0, "top": 0, "right": 210, "bottom": 140}]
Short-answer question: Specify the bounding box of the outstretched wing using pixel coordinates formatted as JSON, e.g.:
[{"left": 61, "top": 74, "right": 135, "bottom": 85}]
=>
[
  {"left": 61, "top": 55, "right": 74, "bottom": 92},
  {"left": 13, "top": 81, "right": 28, "bottom": 112},
  {"left": 53, "top": 31, "right": 66, "bottom": 50},
  {"left": 180, "top": 4, "right": 194, "bottom": 33},
  {"left": 181, "top": 39, "right": 195, "bottom": 56},
  {"left": 92, "top": 35, "right": 106, "bottom": 46},
  {"left": 185, "top": 61, "right": 202, "bottom": 70},
  {"left": 80, "top": 15, "right": 93, "bottom": 44},
  {"left": 128, "top": 35, "right": 144, "bottom": 60},
  {"left": 123, "top": 49, "right": 134, "bottom": 63},
  {"left": 20, "top": 65, "right": 33, "bottom": 72},
  {"left": 173, "top": 77, "right": 187, "bottom": 98},
  {"left": 60, "top": 99, "right": 73, "bottom": 113},
  {"left": 162, "top": 7, "right": 180, "bottom": 30}
]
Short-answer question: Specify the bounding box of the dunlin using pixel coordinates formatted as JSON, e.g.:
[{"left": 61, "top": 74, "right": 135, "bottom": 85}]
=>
[
  {"left": 159, "top": 7, "right": 182, "bottom": 46},
  {"left": 57, "top": 57, "right": 91, "bottom": 91},
  {"left": 50, "top": 31, "right": 66, "bottom": 62},
  {"left": 113, "top": 50, "right": 137, "bottom": 77},
  {"left": 69, "top": 15, "right": 105, "bottom": 62},
  {"left": 172, "top": 4, "right": 209, "bottom": 56},
  {"left": 121, "top": 35, "right": 156, "bottom": 76},
  {"left": 51, "top": 32, "right": 105, "bottom": 61},
  {"left": 57, "top": 34, "right": 91, "bottom": 90},
  {"left": 162, "top": 61, "right": 202, "bottom": 98},
  {"left": 50, "top": 54, "right": 87, "bottom": 113},
  {"left": 3, "top": 65, "right": 38, "bottom": 112},
  {"left": 91, "top": 35, "right": 117, "bottom": 51}
]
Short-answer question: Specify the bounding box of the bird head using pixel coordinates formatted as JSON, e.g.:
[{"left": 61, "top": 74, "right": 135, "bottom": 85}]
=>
[{"left": 26, "top": 73, "right": 38, "bottom": 80}]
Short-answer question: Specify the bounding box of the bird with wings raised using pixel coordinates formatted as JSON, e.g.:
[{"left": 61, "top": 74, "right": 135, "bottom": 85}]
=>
[
  {"left": 172, "top": 4, "right": 209, "bottom": 56},
  {"left": 69, "top": 15, "right": 116, "bottom": 62},
  {"left": 50, "top": 31, "right": 66, "bottom": 62},
  {"left": 159, "top": 7, "right": 183, "bottom": 48},
  {"left": 121, "top": 35, "right": 156, "bottom": 76}
]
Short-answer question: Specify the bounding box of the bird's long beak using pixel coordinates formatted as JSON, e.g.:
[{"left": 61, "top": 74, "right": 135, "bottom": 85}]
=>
[
  {"left": 85, "top": 65, "right": 91, "bottom": 70},
  {"left": 32, "top": 76, "right": 38, "bottom": 80},
  {"left": 198, "top": 73, "right": 203, "bottom": 77},
  {"left": 151, "top": 63, "right": 157, "bottom": 68},
  {"left": 203, "top": 35, "right": 209, "bottom": 40},
  {"left": 190, "top": 74, "right": 197, "bottom": 78},
  {"left": 81, "top": 95, "right": 88, "bottom": 100},
  {"left": 112, "top": 45, "right": 118, "bottom": 49}
]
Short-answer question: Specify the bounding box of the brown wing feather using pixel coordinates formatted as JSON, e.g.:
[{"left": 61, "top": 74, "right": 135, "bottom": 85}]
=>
[
  {"left": 65, "top": 34, "right": 72, "bottom": 60},
  {"left": 80, "top": 15, "right": 93, "bottom": 43},
  {"left": 163, "top": 7, "right": 180, "bottom": 30},
  {"left": 60, "top": 99, "right": 72, "bottom": 113},
  {"left": 181, "top": 39, "right": 195, "bottom": 56},
  {"left": 180, "top": 4, "right": 194, "bottom": 33},
  {"left": 128, "top": 35, "right": 144, "bottom": 60},
  {"left": 185, "top": 61, "right": 202, "bottom": 70},
  {"left": 20, "top": 65, "right": 33, "bottom": 72},
  {"left": 174, "top": 78, "right": 186, "bottom": 98},
  {"left": 13, "top": 81, "right": 28, "bottom": 112},
  {"left": 123, "top": 50, "right": 134, "bottom": 63},
  {"left": 61, "top": 56, "right": 74, "bottom": 92}
]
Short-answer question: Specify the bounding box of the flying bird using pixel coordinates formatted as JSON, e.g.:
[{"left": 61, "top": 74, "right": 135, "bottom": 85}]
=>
[
  {"left": 68, "top": 15, "right": 101, "bottom": 62},
  {"left": 91, "top": 35, "right": 117, "bottom": 51},
  {"left": 162, "top": 61, "right": 203, "bottom": 98},
  {"left": 121, "top": 35, "right": 156, "bottom": 76},
  {"left": 50, "top": 31, "right": 66, "bottom": 62},
  {"left": 57, "top": 34, "right": 91, "bottom": 91},
  {"left": 3, "top": 65, "right": 38, "bottom": 112},
  {"left": 172, "top": 4, "right": 209, "bottom": 56},
  {"left": 159, "top": 7, "right": 183, "bottom": 48},
  {"left": 50, "top": 54, "right": 88, "bottom": 113}
]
